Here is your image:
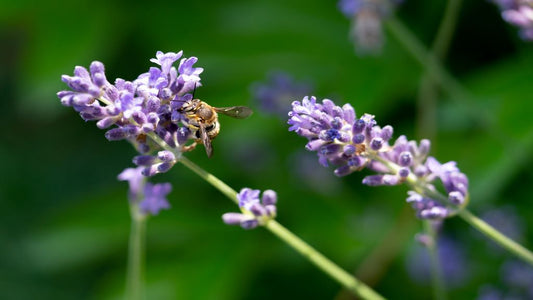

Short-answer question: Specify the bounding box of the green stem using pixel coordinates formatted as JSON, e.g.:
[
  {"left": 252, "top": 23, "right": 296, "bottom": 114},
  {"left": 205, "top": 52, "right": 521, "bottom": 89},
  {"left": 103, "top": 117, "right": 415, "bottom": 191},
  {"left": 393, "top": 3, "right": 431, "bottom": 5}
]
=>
[
  {"left": 126, "top": 206, "right": 147, "bottom": 300},
  {"left": 416, "top": 0, "right": 463, "bottom": 141},
  {"left": 458, "top": 209, "right": 533, "bottom": 266},
  {"left": 179, "top": 156, "right": 238, "bottom": 204},
  {"left": 423, "top": 221, "right": 446, "bottom": 300},
  {"left": 266, "top": 221, "right": 385, "bottom": 300},
  {"left": 385, "top": 17, "right": 468, "bottom": 101},
  {"left": 177, "top": 156, "right": 385, "bottom": 300}
]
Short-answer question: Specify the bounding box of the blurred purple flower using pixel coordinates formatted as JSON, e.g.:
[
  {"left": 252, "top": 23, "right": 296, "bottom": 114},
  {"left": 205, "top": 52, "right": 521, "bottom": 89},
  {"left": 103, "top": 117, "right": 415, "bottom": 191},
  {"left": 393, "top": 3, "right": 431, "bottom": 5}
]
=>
[
  {"left": 139, "top": 183, "right": 172, "bottom": 216},
  {"left": 250, "top": 71, "right": 313, "bottom": 118},
  {"left": 288, "top": 96, "right": 469, "bottom": 220},
  {"left": 118, "top": 167, "right": 172, "bottom": 216},
  {"left": 338, "top": 0, "right": 403, "bottom": 55},
  {"left": 480, "top": 206, "right": 525, "bottom": 251},
  {"left": 407, "top": 236, "right": 470, "bottom": 288},
  {"left": 477, "top": 260, "right": 533, "bottom": 299},
  {"left": 223, "top": 188, "right": 278, "bottom": 229},
  {"left": 491, "top": 0, "right": 533, "bottom": 40}
]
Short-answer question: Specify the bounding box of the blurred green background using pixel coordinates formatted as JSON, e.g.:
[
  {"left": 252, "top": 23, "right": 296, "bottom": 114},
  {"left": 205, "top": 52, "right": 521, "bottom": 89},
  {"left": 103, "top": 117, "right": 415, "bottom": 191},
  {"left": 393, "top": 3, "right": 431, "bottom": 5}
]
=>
[{"left": 1, "top": 0, "right": 533, "bottom": 299}]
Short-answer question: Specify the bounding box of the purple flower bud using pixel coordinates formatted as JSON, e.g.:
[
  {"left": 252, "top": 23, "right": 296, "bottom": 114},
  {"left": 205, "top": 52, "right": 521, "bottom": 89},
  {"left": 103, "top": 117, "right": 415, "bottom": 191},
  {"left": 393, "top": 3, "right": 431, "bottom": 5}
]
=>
[
  {"left": 177, "top": 127, "right": 191, "bottom": 145},
  {"left": 370, "top": 137, "right": 383, "bottom": 150},
  {"left": 105, "top": 128, "right": 127, "bottom": 141},
  {"left": 419, "top": 139, "right": 431, "bottom": 156},
  {"left": 156, "top": 162, "right": 174, "bottom": 173},
  {"left": 331, "top": 117, "right": 343, "bottom": 129},
  {"left": 420, "top": 207, "right": 449, "bottom": 220},
  {"left": 141, "top": 165, "right": 158, "bottom": 177},
  {"left": 380, "top": 125, "right": 393, "bottom": 141},
  {"left": 399, "top": 151, "right": 413, "bottom": 167},
  {"left": 249, "top": 203, "right": 268, "bottom": 217},
  {"left": 319, "top": 144, "right": 341, "bottom": 155},
  {"left": 448, "top": 191, "right": 464, "bottom": 205},
  {"left": 352, "top": 119, "right": 366, "bottom": 134},
  {"left": 306, "top": 139, "right": 327, "bottom": 151},
  {"left": 262, "top": 189, "right": 277, "bottom": 205},
  {"left": 362, "top": 175, "right": 385, "bottom": 186},
  {"left": 334, "top": 165, "right": 353, "bottom": 177},
  {"left": 132, "top": 111, "right": 147, "bottom": 125},
  {"left": 240, "top": 219, "right": 259, "bottom": 229},
  {"left": 139, "top": 182, "right": 172, "bottom": 215},
  {"left": 133, "top": 155, "right": 156, "bottom": 166},
  {"left": 343, "top": 144, "right": 356, "bottom": 155},
  {"left": 222, "top": 213, "right": 247, "bottom": 225},
  {"left": 157, "top": 150, "right": 176, "bottom": 162},
  {"left": 399, "top": 168, "right": 410, "bottom": 178},
  {"left": 319, "top": 129, "right": 341, "bottom": 142},
  {"left": 352, "top": 133, "right": 365, "bottom": 144},
  {"left": 96, "top": 117, "right": 117, "bottom": 129}
]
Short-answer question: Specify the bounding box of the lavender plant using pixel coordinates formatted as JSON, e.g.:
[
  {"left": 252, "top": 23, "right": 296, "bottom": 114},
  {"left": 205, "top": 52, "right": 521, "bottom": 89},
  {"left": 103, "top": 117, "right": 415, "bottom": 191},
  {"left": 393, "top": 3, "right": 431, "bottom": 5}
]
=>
[
  {"left": 58, "top": 52, "right": 384, "bottom": 300},
  {"left": 287, "top": 95, "right": 533, "bottom": 266}
]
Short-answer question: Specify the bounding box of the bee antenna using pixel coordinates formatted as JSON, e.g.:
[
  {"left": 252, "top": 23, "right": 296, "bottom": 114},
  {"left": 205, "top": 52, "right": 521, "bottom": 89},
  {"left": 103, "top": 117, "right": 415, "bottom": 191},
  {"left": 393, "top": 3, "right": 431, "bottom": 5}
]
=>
[{"left": 192, "top": 82, "right": 197, "bottom": 99}]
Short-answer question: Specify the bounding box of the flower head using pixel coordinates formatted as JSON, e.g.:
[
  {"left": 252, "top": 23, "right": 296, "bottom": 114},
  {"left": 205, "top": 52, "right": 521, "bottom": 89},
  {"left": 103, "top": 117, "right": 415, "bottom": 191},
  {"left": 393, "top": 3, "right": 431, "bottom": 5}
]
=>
[
  {"left": 338, "top": 0, "right": 403, "bottom": 54},
  {"left": 58, "top": 51, "right": 203, "bottom": 176},
  {"left": 118, "top": 167, "right": 172, "bottom": 216},
  {"left": 222, "top": 188, "right": 278, "bottom": 229},
  {"left": 139, "top": 183, "right": 172, "bottom": 215},
  {"left": 289, "top": 96, "right": 469, "bottom": 220},
  {"left": 491, "top": 0, "right": 533, "bottom": 40}
]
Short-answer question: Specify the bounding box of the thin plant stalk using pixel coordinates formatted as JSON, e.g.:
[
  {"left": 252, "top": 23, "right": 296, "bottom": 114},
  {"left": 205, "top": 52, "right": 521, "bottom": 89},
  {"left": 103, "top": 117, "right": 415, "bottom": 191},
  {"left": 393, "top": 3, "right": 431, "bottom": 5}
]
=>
[
  {"left": 459, "top": 209, "right": 533, "bottom": 266},
  {"left": 126, "top": 205, "right": 147, "bottom": 300},
  {"left": 424, "top": 221, "right": 447, "bottom": 300},
  {"left": 416, "top": 1, "right": 462, "bottom": 298},
  {"left": 178, "top": 156, "right": 385, "bottom": 300}
]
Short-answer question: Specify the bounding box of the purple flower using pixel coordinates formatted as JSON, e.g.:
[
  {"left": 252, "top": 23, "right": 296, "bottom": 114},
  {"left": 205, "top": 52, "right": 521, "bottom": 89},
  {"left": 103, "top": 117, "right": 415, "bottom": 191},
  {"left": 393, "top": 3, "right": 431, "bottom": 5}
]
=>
[
  {"left": 118, "top": 167, "right": 172, "bottom": 216},
  {"left": 338, "top": 0, "right": 403, "bottom": 54},
  {"left": 491, "top": 0, "right": 533, "bottom": 40},
  {"left": 139, "top": 183, "right": 172, "bottom": 215},
  {"left": 480, "top": 206, "right": 525, "bottom": 252},
  {"left": 477, "top": 260, "right": 533, "bottom": 299},
  {"left": 289, "top": 96, "right": 469, "bottom": 220},
  {"left": 222, "top": 188, "right": 278, "bottom": 229},
  {"left": 58, "top": 51, "right": 203, "bottom": 174},
  {"left": 250, "top": 71, "right": 313, "bottom": 118},
  {"left": 407, "top": 236, "right": 470, "bottom": 288},
  {"left": 118, "top": 167, "right": 146, "bottom": 202}
]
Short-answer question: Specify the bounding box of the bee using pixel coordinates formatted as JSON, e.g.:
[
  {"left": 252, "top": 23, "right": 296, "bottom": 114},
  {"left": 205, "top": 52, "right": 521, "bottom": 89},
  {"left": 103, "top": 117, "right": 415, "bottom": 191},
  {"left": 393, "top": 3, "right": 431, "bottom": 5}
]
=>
[{"left": 177, "top": 99, "right": 253, "bottom": 158}]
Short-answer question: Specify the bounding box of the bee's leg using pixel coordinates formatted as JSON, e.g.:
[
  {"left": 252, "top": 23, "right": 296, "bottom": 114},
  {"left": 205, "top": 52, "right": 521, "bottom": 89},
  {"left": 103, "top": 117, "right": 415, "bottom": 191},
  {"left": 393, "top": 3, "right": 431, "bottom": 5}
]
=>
[{"left": 182, "top": 141, "right": 197, "bottom": 152}]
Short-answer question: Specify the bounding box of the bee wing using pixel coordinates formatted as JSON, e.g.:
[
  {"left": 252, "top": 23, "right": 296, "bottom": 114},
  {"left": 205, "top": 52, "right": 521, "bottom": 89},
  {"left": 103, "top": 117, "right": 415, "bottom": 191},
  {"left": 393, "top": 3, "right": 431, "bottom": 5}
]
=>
[
  {"left": 199, "top": 124, "right": 214, "bottom": 158},
  {"left": 214, "top": 106, "right": 253, "bottom": 119}
]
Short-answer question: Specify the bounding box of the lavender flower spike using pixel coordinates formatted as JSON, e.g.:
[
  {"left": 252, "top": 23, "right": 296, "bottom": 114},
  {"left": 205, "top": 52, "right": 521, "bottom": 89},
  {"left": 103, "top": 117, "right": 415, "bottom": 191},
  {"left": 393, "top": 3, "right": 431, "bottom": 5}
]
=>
[
  {"left": 338, "top": 0, "right": 404, "bottom": 54},
  {"left": 289, "top": 96, "right": 469, "bottom": 220},
  {"left": 222, "top": 188, "right": 278, "bottom": 229},
  {"left": 58, "top": 51, "right": 204, "bottom": 175}
]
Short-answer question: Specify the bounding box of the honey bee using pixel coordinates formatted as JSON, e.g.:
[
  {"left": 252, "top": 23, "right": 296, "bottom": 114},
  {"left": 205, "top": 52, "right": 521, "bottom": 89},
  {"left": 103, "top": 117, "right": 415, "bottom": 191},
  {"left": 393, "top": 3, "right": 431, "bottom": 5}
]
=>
[{"left": 177, "top": 99, "right": 253, "bottom": 158}]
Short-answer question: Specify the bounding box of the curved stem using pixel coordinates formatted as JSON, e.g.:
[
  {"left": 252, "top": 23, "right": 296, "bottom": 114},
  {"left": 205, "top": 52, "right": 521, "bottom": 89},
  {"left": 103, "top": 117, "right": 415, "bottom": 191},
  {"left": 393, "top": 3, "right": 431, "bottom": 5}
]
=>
[
  {"left": 423, "top": 221, "right": 446, "bottom": 300},
  {"left": 126, "top": 206, "right": 147, "bottom": 300},
  {"left": 266, "top": 220, "right": 385, "bottom": 300},
  {"left": 177, "top": 156, "right": 385, "bottom": 300},
  {"left": 459, "top": 209, "right": 533, "bottom": 266},
  {"left": 385, "top": 17, "right": 468, "bottom": 101}
]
